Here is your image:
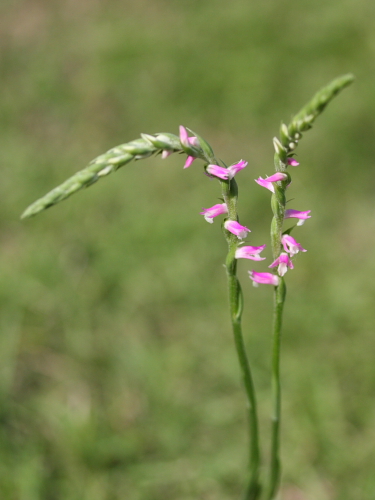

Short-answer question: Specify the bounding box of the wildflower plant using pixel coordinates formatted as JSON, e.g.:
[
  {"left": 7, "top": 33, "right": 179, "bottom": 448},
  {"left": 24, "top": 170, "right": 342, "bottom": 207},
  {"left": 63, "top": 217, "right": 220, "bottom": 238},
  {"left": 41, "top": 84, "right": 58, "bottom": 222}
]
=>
[{"left": 22, "top": 74, "right": 354, "bottom": 500}]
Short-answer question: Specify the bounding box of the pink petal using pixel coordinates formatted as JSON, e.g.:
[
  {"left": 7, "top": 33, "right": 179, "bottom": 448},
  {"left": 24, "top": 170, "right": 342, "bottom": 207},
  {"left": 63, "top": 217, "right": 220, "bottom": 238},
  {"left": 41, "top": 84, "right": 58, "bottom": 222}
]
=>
[
  {"left": 183, "top": 156, "right": 196, "bottom": 169},
  {"left": 228, "top": 160, "right": 248, "bottom": 178},
  {"left": 269, "top": 252, "right": 293, "bottom": 277},
  {"left": 179, "top": 125, "right": 189, "bottom": 146},
  {"left": 281, "top": 234, "right": 307, "bottom": 256},
  {"left": 224, "top": 220, "right": 251, "bottom": 239},
  {"left": 287, "top": 158, "right": 299, "bottom": 166},
  {"left": 235, "top": 245, "right": 266, "bottom": 261},
  {"left": 206, "top": 164, "right": 230, "bottom": 180},
  {"left": 249, "top": 271, "right": 279, "bottom": 286},
  {"left": 200, "top": 203, "right": 228, "bottom": 223},
  {"left": 284, "top": 209, "right": 311, "bottom": 220},
  {"left": 255, "top": 177, "right": 275, "bottom": 193}
]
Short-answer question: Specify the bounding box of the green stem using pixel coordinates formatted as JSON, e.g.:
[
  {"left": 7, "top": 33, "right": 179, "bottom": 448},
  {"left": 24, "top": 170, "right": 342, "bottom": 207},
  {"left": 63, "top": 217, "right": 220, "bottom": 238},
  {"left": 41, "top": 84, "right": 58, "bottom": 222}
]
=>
[
  {"left": 267, "top": 278, "right": 286, "bottom": 500},
  {"left": 222, "top": 178, "right": 261, "bottom": 500},
  {"left": 229, "top": 274, "right": 262, "bottom": 500}
]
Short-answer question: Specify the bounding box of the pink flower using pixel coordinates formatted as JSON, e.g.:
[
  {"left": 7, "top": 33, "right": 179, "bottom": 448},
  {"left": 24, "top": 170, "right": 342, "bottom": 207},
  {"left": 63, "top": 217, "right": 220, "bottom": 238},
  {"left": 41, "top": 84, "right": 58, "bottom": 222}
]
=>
[
  {"left": 249, "top": 271, "right": 279, "bottom": 287},
  {"left": 206, "top": 164, "right": 231, "bottom": 180},
  {"left": 179, "top": 126, "right": 200, "bottom": 168},
  {"left": 200, "top": 203, "right": 228, "bottom": 223},
  {"left": 224, "top": 220, "right": 251, "bottom": 240},
  {"left": 206, "top": 160, "right": 248, "bottom": 180},
  {"left": 269, "top": 252, "right": 294, "bottom": 277},
  {"left": 284, "top": 209, "right": 311, "bottom": 226},
  {"left": 255, "top": 172, "right": 288, "bottom": 193},
  {"left": 235, "top": 245, "right": 266, "bottom": 261},
  {"left": 287, "top": 158, "right": 299, "bottom": 166},
  {"left": 281, "top": 234, "right": 307, "bottom": 256},
  {"left": 228, "top": 159, "right": 248, "bottom": 177}
]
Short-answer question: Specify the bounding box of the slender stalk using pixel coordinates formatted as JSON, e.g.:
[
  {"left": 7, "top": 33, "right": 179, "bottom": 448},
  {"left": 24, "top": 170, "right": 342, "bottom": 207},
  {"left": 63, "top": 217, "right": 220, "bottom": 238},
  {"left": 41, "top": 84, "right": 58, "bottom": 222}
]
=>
[
  {"left": 222, "top": 178, "right": 261, "bottom": 500},
  {"left": 267, "top": 278, "right": 286, "bottom": 500}
]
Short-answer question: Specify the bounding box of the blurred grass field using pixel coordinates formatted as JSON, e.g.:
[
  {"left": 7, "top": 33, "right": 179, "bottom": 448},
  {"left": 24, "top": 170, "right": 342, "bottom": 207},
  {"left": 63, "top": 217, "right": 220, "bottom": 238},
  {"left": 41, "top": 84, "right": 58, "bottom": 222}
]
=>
[{"left": 2, "top": 0, "right": 375, "bottom": 499}]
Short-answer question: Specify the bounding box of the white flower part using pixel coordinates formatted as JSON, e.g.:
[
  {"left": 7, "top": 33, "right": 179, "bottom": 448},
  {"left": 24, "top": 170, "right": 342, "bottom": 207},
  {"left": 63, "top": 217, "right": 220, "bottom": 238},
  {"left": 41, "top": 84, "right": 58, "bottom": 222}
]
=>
[
  {"left": 161, "top": 150, "right": 173, "bottom": 159},
  {"left": 278, "top": 262, "right": 288, "bottom": 276}
]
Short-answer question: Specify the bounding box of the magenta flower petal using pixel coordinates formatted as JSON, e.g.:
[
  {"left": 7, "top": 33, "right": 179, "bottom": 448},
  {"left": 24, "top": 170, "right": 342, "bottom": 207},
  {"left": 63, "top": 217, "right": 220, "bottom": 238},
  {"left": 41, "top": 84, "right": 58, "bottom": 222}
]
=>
[
  {"left": 179, "top": 126, "right": 199, "bottom": 148},
  {"left": 200, "top": 203, "right": 228, "bottom": 223},
  {"left": 284, "top": 209, "right": 311, "bottom": 219},
  {"left": 206, "top": 164, "right": 230, "bottom": 180},
  {"left": 249, "top": 271, "right": 279, "bottom": 286},
  {"left": 188, "top": 136, "right": 200, "bottom": 147},
  {"left": 235, "top": 245, "right": 266, "bottom": 261},
  {"left": 265, "top": 172, "right": 288, "bottom": 182},
  {"left": 179, "top": 126, "right": 201, "bottom": 168},
  {"left": 284, "top": 209, "right": 311, "bottom": 226},
  {"left": 287, "top": 158, "right": 299, "bottom": 166},
  {"left": 227, "top": 159, "right": 248, "bottom": 178},
  {"left": 255, "top": 177, "right": 275, "bottom": 193},
  {"left": 224, "top": 220, "right": 251, "bottom": 240},
  {"left": 269, "top": 252, "right": 294, "bottom": 277},
  {"left": 255, "top": 172, "right": 288, "bottom": 193},
  {"left": 281, "top": 234, "right": 307, "bottom": 256},
  {"left": 179, "top": 125, "right": 190, "bottom": 147},
  {"left": 184, "top": 156, "right": 196, "bottom": 169}
]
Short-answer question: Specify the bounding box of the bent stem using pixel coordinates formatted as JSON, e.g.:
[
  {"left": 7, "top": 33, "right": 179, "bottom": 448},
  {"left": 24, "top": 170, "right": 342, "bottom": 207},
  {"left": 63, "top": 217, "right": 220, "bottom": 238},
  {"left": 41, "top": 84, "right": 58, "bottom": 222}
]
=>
[
  {"left": 222, "top": 178, "right": 261, "bottom": 500},
  {"left": 267, "top": 278, "right": 286, "bottom": 500}
]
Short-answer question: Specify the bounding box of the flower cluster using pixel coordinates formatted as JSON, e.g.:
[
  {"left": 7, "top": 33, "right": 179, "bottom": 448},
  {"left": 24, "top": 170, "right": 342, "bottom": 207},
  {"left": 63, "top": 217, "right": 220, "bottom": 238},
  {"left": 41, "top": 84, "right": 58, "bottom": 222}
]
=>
[
  {"left": 177, "top": 126, "right": 309, "bottom": 288},
  {"left": 250, "top": 158, "right": 309, "bottom": 286}
]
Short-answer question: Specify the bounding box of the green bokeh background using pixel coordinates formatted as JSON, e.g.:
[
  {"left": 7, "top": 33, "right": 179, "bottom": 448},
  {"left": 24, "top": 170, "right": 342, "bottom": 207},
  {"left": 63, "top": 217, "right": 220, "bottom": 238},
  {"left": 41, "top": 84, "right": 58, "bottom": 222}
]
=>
[{"left": 1, "top": 1, "right": 375, "bottom": 499}]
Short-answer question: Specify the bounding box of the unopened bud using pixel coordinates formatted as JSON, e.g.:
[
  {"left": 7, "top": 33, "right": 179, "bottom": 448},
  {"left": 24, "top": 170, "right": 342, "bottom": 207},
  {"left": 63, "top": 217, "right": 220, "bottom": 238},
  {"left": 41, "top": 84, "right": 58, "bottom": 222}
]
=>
[
  {"left": 288, "top": 142, "right": 296, "bottom": 150},
  {"left": 280, "top": 124, "right": 291, "bottom": 146},
  {"left": 273, "top": 137, "right": 286, "bottom": 154},
  {"left": 141, "top": 133, "right": 168, "bottom": 150},
  {"left": 273, "top": 137, "right": 287, "bottom": 162}
]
